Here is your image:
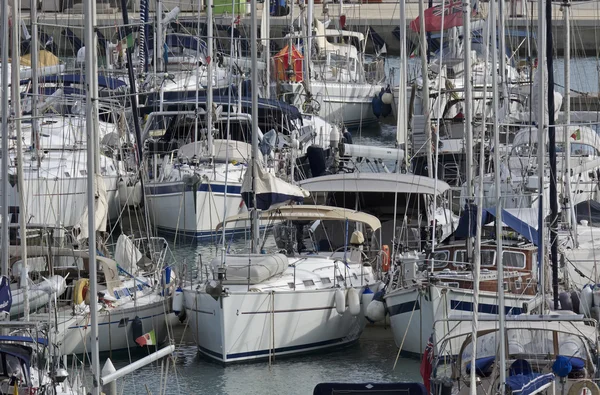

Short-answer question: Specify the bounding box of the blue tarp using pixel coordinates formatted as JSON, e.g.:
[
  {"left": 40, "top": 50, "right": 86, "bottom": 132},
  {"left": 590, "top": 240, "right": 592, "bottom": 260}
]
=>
[
  {"left": 507, "top": 373, "right": 555, "bottom": 395},
  {"left": 453, "top": 204, "right": 539, "bottom": 246},
  {"left": 39, "top": 74, "right": 127, "bottom": 90}
]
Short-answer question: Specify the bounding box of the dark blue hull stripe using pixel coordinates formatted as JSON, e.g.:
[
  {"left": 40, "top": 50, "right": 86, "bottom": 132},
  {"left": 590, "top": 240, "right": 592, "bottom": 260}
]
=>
[
  {"left": 146, "top": 183, "right": 242, "bottom": 196},
  {"left": 199, "top": 337, "right": 347, "bottom": 361},
  {"left": 387, "top": 299, "right": 523, "bottom": 317},
  {"left": 450, "top": 300, "right": 523, "bottom": 315},
  {"left": 387, "top": 300, "right": 420, "bottom": 317}
]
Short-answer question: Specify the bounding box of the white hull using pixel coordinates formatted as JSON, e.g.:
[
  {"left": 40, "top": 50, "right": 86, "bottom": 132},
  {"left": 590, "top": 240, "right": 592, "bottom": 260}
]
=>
[
  {"left": 279, "top": 81, "right": 383, "bottom": 128},
  {"left": 384, "top": 285, "right": 541, "bottom": 356},
  {"left": 8, "top": 175, "right": 121, "bottom": 227},
  {"left": 183, "top": 286, "right": 369, "bottom": 363},
  {"left": 145, "top": 180, "right": 248, "bottom": 239},
  {"left": 28, "top": 296, "right": 170, "bottom": 356}
]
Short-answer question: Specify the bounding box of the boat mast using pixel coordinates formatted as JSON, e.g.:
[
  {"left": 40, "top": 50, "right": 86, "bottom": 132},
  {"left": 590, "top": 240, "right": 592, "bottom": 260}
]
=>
[
  {"left": 12, "top": 0, "right": 30, "bottom": 320},
  {"left": 491, "top": 0, "right": 506, "bottom": 391},
  {"left": 470, "top": 12, "right": 491, "bottom": 395},
  {"left": 262, "top": 2, "right": 270, "bottom": 99},
  {"left": 84, "top": 0, "right": 101, "bottom": 392},
  {"left": 463, "top": 0, "right": 474, "bottom": 261},
  {"left": 562, "top": 0, "right": 576, "bottom": 245},
  {"left": 463, "top": 1, "right": 479, "bottom": 392},
  {"left": 1, "top": 0, "right": 9, "bottom": 277},
  {"left": 206, "top": 0, "right": 214, "bottom": 158},
  {"left": 30, "top": 0, "right": 40, "bottom": 167},
  {"left": 536, "top": 0, "right": 546, "bottom": 303},
  {"left": 396, "top": 0, "right": 408, "bottom": 171},
  {"left": 418, "top": 0, "right": 433, "bottom": 177},
  {"left": 305, "top": 0, "right": 313, "bottom": 95},
  {"left": 250, "top": 0, "right": 259, "bottom": 253},
  {"left": 546, "top": 0, "right": 558, "bottom": 310},
  {"left": 499, "top": 0, "right": 507, "bottom": 111}
]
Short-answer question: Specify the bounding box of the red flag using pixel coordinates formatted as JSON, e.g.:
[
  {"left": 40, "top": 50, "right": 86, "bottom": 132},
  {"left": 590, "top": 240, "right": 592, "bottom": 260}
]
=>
[
  {"left": 420, "top": 335, "right": 434, "bottom": 392},
  {"left": 410, "top": 0, "right": 465, "bottom": 33}
]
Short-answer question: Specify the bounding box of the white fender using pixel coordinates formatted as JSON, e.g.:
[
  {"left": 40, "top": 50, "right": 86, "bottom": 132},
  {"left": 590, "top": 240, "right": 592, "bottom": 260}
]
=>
[
  {"left": 347, "top": 287, "right": 360, "bottom": 316},
  {"left": 118, "top": 180, "right": 129, "bottom": 206},
  {"left": 366, "top": 299, "right": 386, "bottom": 322},
  {"left": 381, "top": 92, "right": 393, "bottom": 105},
  {"left": 335, "top": 288, "right": 346, "bottom": 315},
  {"left": 172, "top": 287, "right": 184, "bottom": 316},
  {"left": 581, "top": 286, "right": 593, "bottom": 317}
]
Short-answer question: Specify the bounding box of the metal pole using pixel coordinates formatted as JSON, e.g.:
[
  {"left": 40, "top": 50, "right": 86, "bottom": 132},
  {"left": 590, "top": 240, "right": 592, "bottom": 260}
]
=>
[
  {"left": 206, "top": 0, "right": 214, "bottom": 157},
  {"left": 84, "top": 0, "right": 100, "bottom": 393},
  {"left": 562, "top": 0, "right": 576, "bottom": 244},
  {"left": 491, "top": 0, "right": 506, "bottom": 392},
  {"left": 13, "top": 0, "right": 30, "bottom": 320},
  {"left": 30, "top": 0, "right": 40, "bottom": 167},
  {"left": 251, "top": 0, "right": 259, "bottom": 253},
  {"left": 537, "top": 0, "right": 546, "bottom": 304},
  {"left": 396, "top": 0, "right": 408, "bottom": 171},
  {"left": 463, "top": 0, "right": 473, "bottom": 260},
  {"left": 418, "top": 0, "right": 433, "bottom": 177},
  {"left": 546, "top": 0, "right": 558, "bottom": 311},
  {"left": 1, "top": 0, "right": 10, "bottom": 277}
]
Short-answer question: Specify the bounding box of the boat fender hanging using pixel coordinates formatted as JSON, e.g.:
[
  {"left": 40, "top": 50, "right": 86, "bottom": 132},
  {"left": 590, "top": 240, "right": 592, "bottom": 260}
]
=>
[
  {"left": 172, "top": 287, "right": 184, "bottom": 316},
  {"left": 73, "top": 278, "right": 90, "bottom": 305},
  {"left": 558, "top": 292, "right": 573, "bottom": 311},
  {"left": 342, "top": 130, "right": 352, "bottom": 145},
  {"left": 571, "top": 290, "right": 581, "bottom": 314},
  {"left": 347, "top": 287, "right": 361, "bottom": 316},
  {"left": 335, "top": 288, "right": 346, "bottom": 315},
  {"left": 372, "top": 94, "right": 383, "bottom": 118},
  {"left": 361, "top": 287, "right": 375, "bottom": 318},
  {"left": 379, "top": 86, "right": 393, "bottom": 117},
  {"left": 132, "top": 316, "right": 143, "bottom": 344},
  {"left": 365, "top": 297, "right": 386, "bottom": 323},
  {"left": 580, "top": 285, "right": 593, "bottom": 317},
  {"left": 567, "top": 380, "right": 600, "bottom": 395},
  {"left": 381, "top": 245, "right": 390, "bottom": 272}
]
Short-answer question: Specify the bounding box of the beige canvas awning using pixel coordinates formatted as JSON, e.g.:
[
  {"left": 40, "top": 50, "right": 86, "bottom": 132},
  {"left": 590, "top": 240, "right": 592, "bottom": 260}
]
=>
[{"left": 216, "top": 204, "right": 381, "bottom": 231}]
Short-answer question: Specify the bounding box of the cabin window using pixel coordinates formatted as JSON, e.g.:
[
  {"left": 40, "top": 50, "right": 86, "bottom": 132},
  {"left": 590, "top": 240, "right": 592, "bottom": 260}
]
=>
[
  {"left": 303, "top": 280, "right": 315, "bottom": 287},
  {"left": 431, "top": 250, "right": 449, "bottom": 268},
  {"left": 515, "top": 280, "right": 522, "bottom": 290},
  {"left": 336, "top": 275, "right": 344, "bottom": 283},
  {"left": 353, "top": 273, "right": 358, "bottom": 280},
  {"left": 481, "top": 251, "right": 496, "bottom": 267},
  {"left": 454, "top": 250, "right": 467, "bottom": 264},
  {"left": 288, "top": 282, "right": 295, "bottom": 289},
  {"left": 503, "top": 251, "right": 526, "bottom": 269},
  {"left": 64, "top": 171, "right": 71, "bottom": 178},
  {"left": 101, "top": 166, "right": 107, "bottom": 174},
  {"left": 321, "top": 277, "right": 331, "bottom": 285},
  {"left": 80, "top": 170, "right": 87, "bottom": 176}
]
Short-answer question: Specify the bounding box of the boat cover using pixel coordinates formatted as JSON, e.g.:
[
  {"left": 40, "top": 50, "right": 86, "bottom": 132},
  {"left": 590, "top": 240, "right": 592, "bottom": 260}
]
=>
[{"left": 211, "top": 254, "right": 288, "bottom": 285}]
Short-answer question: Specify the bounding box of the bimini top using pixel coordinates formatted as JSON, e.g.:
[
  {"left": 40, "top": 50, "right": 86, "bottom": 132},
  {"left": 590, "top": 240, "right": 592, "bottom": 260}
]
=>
[
  {"left": 438, "top": 316, "right": 597, "bottom": 344},
  {"left": 299, "top": 173, "right": 451, "bottom": 196},
  {"left": 512, "top": 125, "right": 600, "bottom": 151},
  {"left": 217, "top": 204, "right": 381, "bottom": 231}
]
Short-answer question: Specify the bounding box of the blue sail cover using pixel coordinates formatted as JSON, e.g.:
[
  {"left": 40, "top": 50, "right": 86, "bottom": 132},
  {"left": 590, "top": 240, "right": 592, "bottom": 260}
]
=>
[
  {"left": 0, "top": 276, "right": 12, "bottom": 315},
  {"left": 453, "top": 204, "right": 539, "bottom": 246},
  {"left": 241, "top": 165, "right": 308, "bottom": 210}
]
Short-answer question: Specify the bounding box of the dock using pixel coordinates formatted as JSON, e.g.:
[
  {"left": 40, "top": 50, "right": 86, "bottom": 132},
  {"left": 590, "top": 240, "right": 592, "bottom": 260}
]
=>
[{"left": 27, "top": 1, "right": 600, "bottom": 56}]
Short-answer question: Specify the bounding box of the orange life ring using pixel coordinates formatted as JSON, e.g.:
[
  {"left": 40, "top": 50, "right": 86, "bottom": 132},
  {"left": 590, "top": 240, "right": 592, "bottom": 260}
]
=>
[{"left": 382, "top": 245, "right": 391, "bottom": 272}]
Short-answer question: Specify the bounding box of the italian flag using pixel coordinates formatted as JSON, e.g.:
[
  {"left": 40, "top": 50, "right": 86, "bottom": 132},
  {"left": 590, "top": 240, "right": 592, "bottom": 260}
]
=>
[{"left": 136, "top": 330, "right": 157, "bottom": 347}]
